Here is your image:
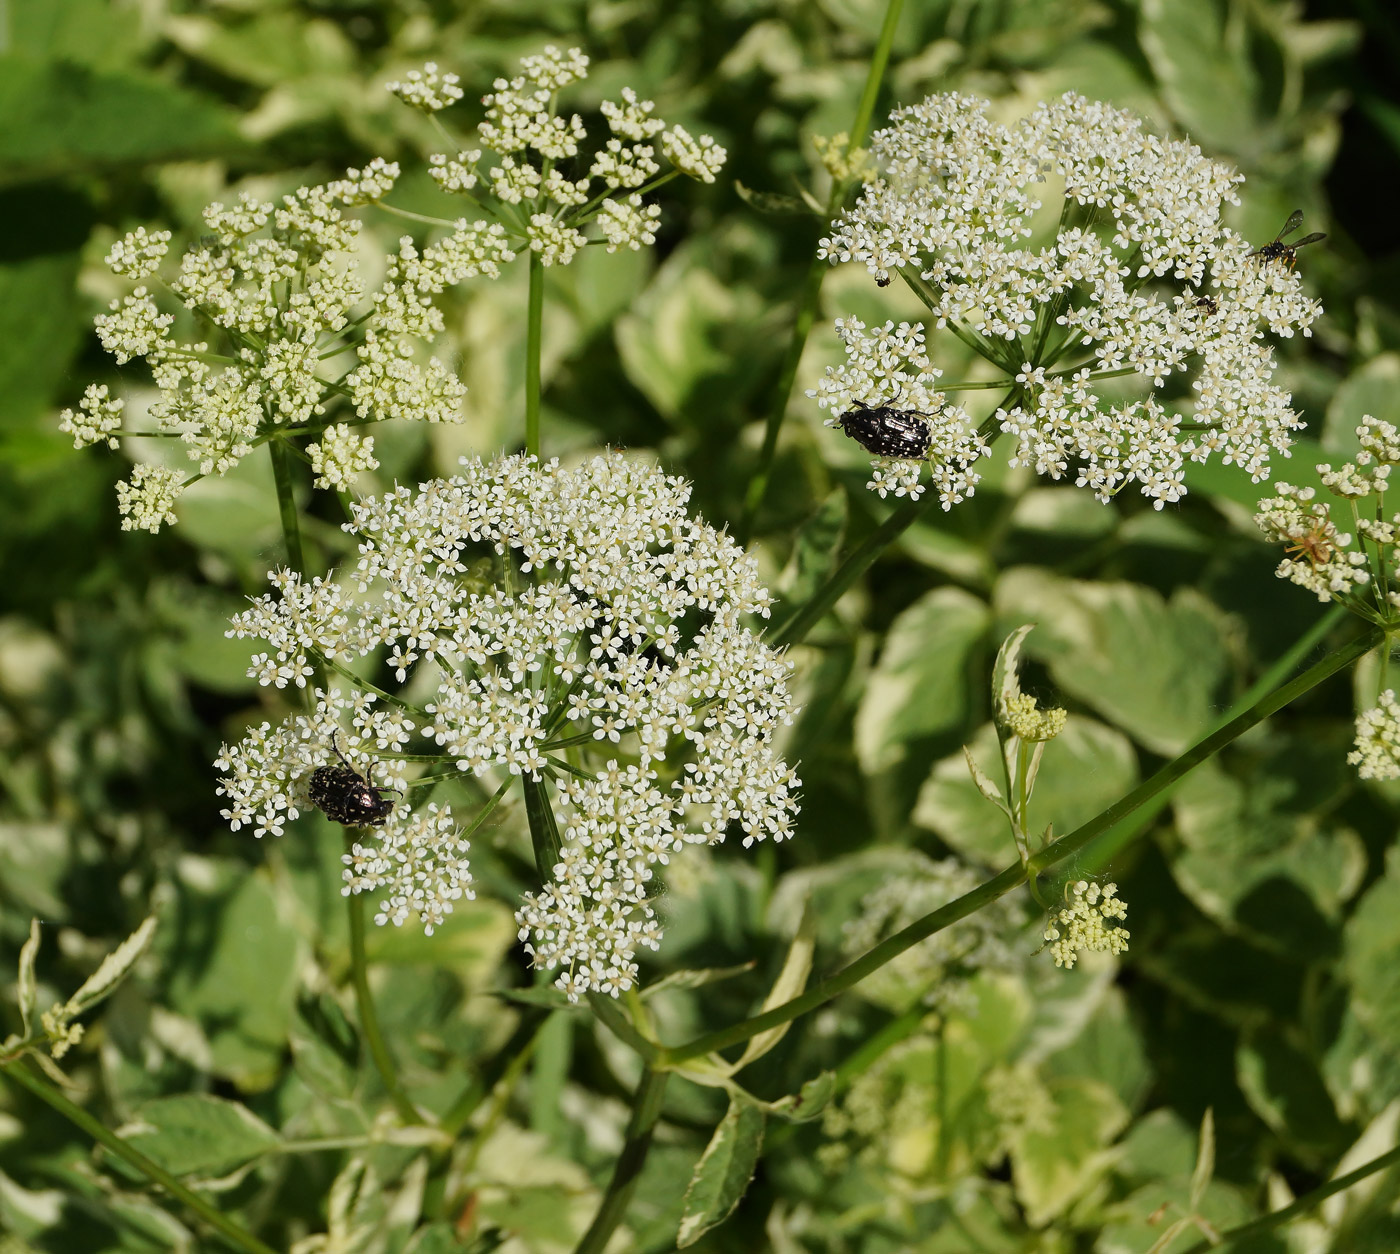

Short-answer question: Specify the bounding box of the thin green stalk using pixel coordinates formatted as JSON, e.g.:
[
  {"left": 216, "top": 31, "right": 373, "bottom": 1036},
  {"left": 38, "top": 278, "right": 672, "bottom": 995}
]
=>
[
  {"left": 765, "top": 491, "right": 937, "bottom": 646},
  {"left": 738, "top": 0, "right": 905, "bottom": 541},
  {"left": 347, "top": 892, "right": 424, "bottom": 1125},
  {"left": 1067, "top": 602, "right": 1350, "bottom": 879},
  {"left": 847, "top": 0, "right": 906, "bottom": 150},
  {"left": 572, "top": 1067, "right": 670, "bottom": 1254},
  {"left": 525, "top": 252, "right": 545, "bottom": 458},
  {"left": 662, "top": 624, "right": 1381, "bottom": 1064},
  {"left": 587, "top": 993, "right": 663, "bottom": 1064},
  {"left": 523, "top": 775, "right": 563, "bottom": 879},
  {"left": 1, "top": 1060, "right": 279, "bottom": 1254},
  {"left": 1178, "top": 1142, "right": 1400, "bottom": 1254},
  {"left": 268, "top": 438, "right": 307, "bottom": 573}
]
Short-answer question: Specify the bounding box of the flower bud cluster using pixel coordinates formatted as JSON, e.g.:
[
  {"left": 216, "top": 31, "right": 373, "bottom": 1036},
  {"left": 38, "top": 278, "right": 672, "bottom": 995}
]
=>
[
  {"left": 216, "top": 452, "right": 799, "bottom": 998},
  {"left": 1042, "top": 880, "right": 1129, "bottom": 968},
  {"left": 817, "top": 92, "right": 1322, "bottom": 509}
]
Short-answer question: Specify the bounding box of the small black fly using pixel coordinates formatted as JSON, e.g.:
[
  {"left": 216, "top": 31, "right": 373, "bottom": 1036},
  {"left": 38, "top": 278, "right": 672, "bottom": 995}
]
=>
[
  {"left": 876, "top": 275, "right": 892, "bottom": 288},
  {"left": 835, "top": 401, "right": 933, "bottom": 460},
  {"left": 1192, "top": 295, "right": 1219, "bottom": 316},
  {"left": 1248, "top": 209, "right": 1326, "bottom": 269},
  {"left": 308, "top": 737, "right": 400, "bottom": 827}
]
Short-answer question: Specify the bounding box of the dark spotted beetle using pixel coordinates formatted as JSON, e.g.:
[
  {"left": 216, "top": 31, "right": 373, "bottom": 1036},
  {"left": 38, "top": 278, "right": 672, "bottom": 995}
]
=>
[
  {"left": 835, "top": 401, "right": 934, "bottom": 460},
  {"left": 309, "top": 738, "right": 400, "bottom": 827}
]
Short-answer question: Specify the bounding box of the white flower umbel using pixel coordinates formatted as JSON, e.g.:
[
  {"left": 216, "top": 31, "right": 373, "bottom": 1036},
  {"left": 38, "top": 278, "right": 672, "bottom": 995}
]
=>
[
  {"left": 391, "top": 48, "right": 726, "bottom": 271},
  {"left": 218, "top": 452, "right": 799, "bottom": 997},
  {"left": 816, "top": 92, "right": 1323, "bottom": 509},
  {"left": 1042, "top": 880, "right": 1129, "bottom": 968},
  {"left": 1350, "top": 691, "right": 1400, "bottom": 780},
  {"left": 72, "top": 175, "right": 472, "bottom": 531},
  {"left": 1255, "top": 415, "right": 1400, "bottom": 617},
  {"left": 115, "top": 464, "right": 183, "bottom": 532},
  {"left": 309, "top": 424, "right": 378, "bottom": 490}
]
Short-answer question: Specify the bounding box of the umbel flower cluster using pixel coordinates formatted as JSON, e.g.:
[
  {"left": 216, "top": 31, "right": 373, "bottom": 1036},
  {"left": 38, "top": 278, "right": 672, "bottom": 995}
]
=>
[
  {"left": 1255, "top": 416, "right": 1400, "bottom": 780},
  {"left": 61, "top": 174, "right": 474, "bottom": 531},
  {"left": 389, "top": 46, "right": 726, "bottom": 268},
  {"left": 60, "top": 45, "right": 725, "bottom": 534},
  {"left": 215, "top": 453, "right": 799, "bottom": 999},
  {"left": 1042, "top": 880, "right": 1129, "bottom": 968},
  {"left": 815, "top": 92, "right": 1323, "bottom": 508}
]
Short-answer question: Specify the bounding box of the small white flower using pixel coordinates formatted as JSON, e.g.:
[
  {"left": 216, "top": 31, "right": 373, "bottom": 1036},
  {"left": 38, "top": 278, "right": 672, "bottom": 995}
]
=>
[
  {"left": 1350, "top": 691, "right": 1400, "bottom": 780},
  {"left": 661, "top": 125, "right": 727, "bottom": 183},
  {"left": 220, "top": 453, "right": 800, "bottom": 993},
  {"left": 818, "top": 92, "right": 1321, "bottom": 509},
  {"left": 106, "top": 226, "right": 171, "bottom": 279},
  {"left": 309, "top": 424, "right": 378, "bottom": 490},
  {"left": 58, "top": 383, "right": 124, "bottom": 450},
  {"left": 596, "top": 195, "right": 661, "bottom": 253},
  {"left": 1042, "top": 880, "right": 1129, "bottom": 968},
  {"left": 386, "top": 62, "right": 464, "bottom": 112},
  {"left": 116, "top": 464, "right": 184, "bottom": 533}
]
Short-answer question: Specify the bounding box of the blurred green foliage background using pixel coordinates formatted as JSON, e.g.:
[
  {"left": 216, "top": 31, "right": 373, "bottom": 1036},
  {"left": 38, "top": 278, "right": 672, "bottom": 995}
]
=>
[{"left": 4, "top": 0, "right": 1400, "bottom": 1250}]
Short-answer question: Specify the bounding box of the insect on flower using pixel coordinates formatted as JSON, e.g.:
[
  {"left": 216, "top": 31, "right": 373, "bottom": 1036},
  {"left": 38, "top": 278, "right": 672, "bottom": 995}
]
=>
[
  {"left": 1249, "top": 209, "right": 1326, "bottom": 269},
  {"left": 1192, "top": 295, "right": 1219, "bottom": 316},
  {"left": 836, "top": 401, "right": 934, "bottom": 459},
  {"left": 309, "top": 738, "right": 400, "bottom": 827}
]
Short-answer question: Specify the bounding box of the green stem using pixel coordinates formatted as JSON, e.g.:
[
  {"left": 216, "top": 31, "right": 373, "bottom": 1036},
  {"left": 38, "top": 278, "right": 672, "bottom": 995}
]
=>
[
  {"left": 587, "top": 993, "right": 663, "bottom": 1064},
  {"left": 347, "top": 891, "right": 424, "bottom": 1125},
  {"left": 737, "top": 0, "right": 905, "bottom": 541},
  {"left": 1067, "top": 602, "right": 1350, "bottom": 879},
  {"left": 268, "top": 438, "right": 307, "bottom": 573},
  {"left": 0, "top": 1060, "right": 279, "bottom": 1254},
  {"left": 765, "top": 491, "right": 937, "bottom": 647},
  {"left": 847, "top": 0, "right": 906, "bottom": 150},
  {"left": 572, "top": 1067, "right": 670, "bottom": 1254},
  {"left": 1178, "top": 1142, "right": 1400, "bottom": 1254},
  {"left": 662, "top": 624, "right": 1381, "bottom": 1064},
  {"left": 523, "top": 775, "right": 562, "bottom": 880},
  {"left": 525, "top": 252, "right": 545, "bottom": 458}
]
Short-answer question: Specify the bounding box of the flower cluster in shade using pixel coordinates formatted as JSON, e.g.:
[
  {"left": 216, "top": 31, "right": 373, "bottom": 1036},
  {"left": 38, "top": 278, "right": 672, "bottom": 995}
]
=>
[
  {"left": 842, "top": 852, "right": 1024, "bottom": 1013},
  {"left": 61, "top": 169, "right": 477, "bottom": 531},
  {"left": 1042, "top": 880, "right": 1129, "bottom": 968},
  {"left": 1255, "top": 416, "right": 1400, "bottom": 783},
  {"left": 390, "top": 46, "right": 726, "bottom": 269},
  {"left": 215, "top": 453, "right": 799, "bottom": 999},
  {"left": 814, "top": 92, "right": 1323, "bottom": 509}
]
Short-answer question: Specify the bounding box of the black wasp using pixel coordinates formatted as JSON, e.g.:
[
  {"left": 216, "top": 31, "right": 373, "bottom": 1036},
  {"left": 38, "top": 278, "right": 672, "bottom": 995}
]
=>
[
  {"left": 308, "top": 737, "right": 400, "bottom": 827},
  {"left": 1248, "top": 209, "right": 1326, "bottom": 269},
  {"left": 835, "top": 401, "right": 933, "bottom": 460}
]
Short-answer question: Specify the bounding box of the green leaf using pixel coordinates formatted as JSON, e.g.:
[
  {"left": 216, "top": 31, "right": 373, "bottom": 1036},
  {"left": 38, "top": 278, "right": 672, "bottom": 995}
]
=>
[
  {"left": 1237, "top": 1029, "right": 1349, "bottom": 1163},
  {"left": 0, "top": 57, "right": 242, "bottom": 183},
  {"left": 67, "top": 916, "right": 156, "bottom": 1016},
  {"left": 733, "top": 180, "right": 811, "bottom": 216},
  {"left": 1170, "top": 748, "right": 1365, "bottom": 954},
  {"left": 164, "top": 13, "right": 355, "bottom": 88},
  {"left": 0, "top": 244, "right": 82, "bottom": 430},
  {"left": 1344, "top": 847, "right": 1400, "bottom": 1054},
  {"left": 769, "top": 1070, "right": 837, "bottom": 1123},
  {"left": 523, "top": 776, "right": 562, "bottom": 881},
  {"left": 118, "top": 1095, "right": 278, "bottom": 1179},
  {"left": 496, "top": 986, "right": 575, "bottom": 1011},
  {"left": 853, "top": 586, "right": 990, "bottom": 776},
  {"left": 15, "top": 920, "right": 41, "bottom": 1042},
  {"left": 995, "top": 570, "right": 1231, "bottom": 755},
  {"left": 641, "top": 962, "right": 756, "bottom": 1000},
  {"left": 164, "top": 868, "right": 301, "bottom": 1089},
  {"left": 288, "top": 991, "right": 360, "bottom": 1102},
  {"left": 732, "top": 911, "right": 816, "bottom": 1071},
  {"left": 677, "top": 1091, "right": 766, "bottom": 1247},
  {"left": 1139, "top": 0, "right": 1257, "bottom": 152},
  {"left": 781, "top": 488, "right": 848, "bottom": 610},
  {"left": 915, "top": 716, "right": 1137, "bottom": 866},
  {"left": 1323, "top": 353, "right": 1400, "bottom": 456},
  {"left": 1189, "top": 1108, "right": 1215, "bottom": 1210},
  {"left": 1007, "top": 1075, "right": 1128, "bottom": 1226}
]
